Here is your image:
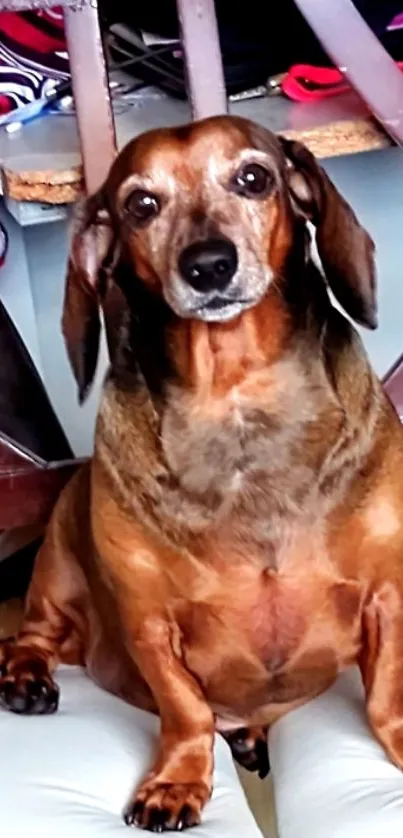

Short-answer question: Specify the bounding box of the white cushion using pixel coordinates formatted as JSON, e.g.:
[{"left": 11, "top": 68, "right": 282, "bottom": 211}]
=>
[
  {"left": 0, "top": 665, "right": 263, "bottom": 837},
  {"left": 270, "top": 668, "right": 403, "bottom": 837}
]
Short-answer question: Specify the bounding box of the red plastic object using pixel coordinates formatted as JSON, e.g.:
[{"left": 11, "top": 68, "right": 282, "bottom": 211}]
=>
[{"left": 282, "top": 62, "right": 403, "bottom": 103}]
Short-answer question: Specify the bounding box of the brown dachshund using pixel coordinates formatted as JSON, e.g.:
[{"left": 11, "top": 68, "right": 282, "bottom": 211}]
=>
[{"left": 1, "top": 115, "right": 403, "bottom": 832}]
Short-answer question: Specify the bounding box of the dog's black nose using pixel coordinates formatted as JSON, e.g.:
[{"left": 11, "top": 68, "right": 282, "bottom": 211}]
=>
[{"left": 178, "top": 238, "right": 238, "bottom": 292}]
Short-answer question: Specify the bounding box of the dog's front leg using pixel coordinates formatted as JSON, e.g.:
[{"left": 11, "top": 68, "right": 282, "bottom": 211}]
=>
[
  {"left": 124, "top": 613, "right": 214, "bottom": 831},
  {"left": 105, "top": 575, "right": 214, "bottom": 831},
  {"left": 92, "top": 497, "right": 214, "bottom": 831}
]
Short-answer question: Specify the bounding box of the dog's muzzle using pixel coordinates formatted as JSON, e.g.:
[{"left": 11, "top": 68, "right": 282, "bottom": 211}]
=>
[
  {"left": 178, "top": 238, "right": 238, "bottom": 293},
  {"left": 176, "top": 237, "right": 251, "bottom": 321}
]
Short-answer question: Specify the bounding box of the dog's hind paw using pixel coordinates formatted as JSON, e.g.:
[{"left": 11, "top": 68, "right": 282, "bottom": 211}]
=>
[{"left": 224, "top": 726, "right": 270, "bottom": 779}]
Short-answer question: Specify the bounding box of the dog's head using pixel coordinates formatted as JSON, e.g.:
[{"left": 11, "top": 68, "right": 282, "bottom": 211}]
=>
[{"left": 62, "top": 115, "right": 376, "bottom": 402}]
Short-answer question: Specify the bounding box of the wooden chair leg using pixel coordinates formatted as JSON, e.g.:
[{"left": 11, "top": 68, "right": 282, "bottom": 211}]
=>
[
  {"left": 176, "top": 0, "right": 227, "bottom": 120},
  {"left": 64, "top": 0, "right": 117, "bottom": 195}
]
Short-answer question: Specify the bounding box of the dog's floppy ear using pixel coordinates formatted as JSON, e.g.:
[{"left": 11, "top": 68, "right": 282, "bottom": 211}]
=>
[
  {"left": 279, "top": 136, "right": 377, "bottom": 329},
  {"left": 62, "top": 191, "right": 118, "bottom": 403}
]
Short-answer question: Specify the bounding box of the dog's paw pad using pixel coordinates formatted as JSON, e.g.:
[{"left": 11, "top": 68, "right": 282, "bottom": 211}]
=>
[
  {"left": 0, "top": 672, "right": 59, "bottom": 715},
  {"left": 124, "top": 782, "right": 208, "bottom": 831}
]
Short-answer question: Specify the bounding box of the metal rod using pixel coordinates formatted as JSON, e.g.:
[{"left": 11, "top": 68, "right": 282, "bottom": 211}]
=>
[
  {"left": 294, "top": 0, "right": 403, "bottom": 145},
  {"left": 64, "top": 1, "right": 117, "bottom": 195},
  {"left": 176, "top": 0, "right": 227, "bottom": 120}
]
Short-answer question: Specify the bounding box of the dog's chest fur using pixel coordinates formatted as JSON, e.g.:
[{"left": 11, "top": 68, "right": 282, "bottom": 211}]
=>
[{"left": 99, "top": 351, "right": 346, "bottom": 563}]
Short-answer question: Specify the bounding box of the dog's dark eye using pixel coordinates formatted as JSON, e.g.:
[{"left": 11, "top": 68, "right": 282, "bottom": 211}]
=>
[
  {"left": 124, "top": 190, "right": 160, "bottom": 224},
  {"left": 233, "top": 163, "right": 273, "bottom": 198}
]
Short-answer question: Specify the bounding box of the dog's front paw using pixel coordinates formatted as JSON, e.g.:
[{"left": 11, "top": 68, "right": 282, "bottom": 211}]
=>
[
  {"left": 124, "top": 781, "right": 210, "bottom": 832},
  {"left": 0, "top": 640, "right": 59, "bottom": 715}
]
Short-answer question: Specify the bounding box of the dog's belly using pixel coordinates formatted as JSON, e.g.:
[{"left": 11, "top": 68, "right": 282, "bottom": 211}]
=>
[{"left": 178, "top": 568, "right": 363, "bottom": 726}]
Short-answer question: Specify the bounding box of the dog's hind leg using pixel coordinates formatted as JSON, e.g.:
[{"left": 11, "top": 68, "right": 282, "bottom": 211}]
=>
[
  {"left": 360, "top": 581, "right": 403, "bottom": 769},
  {"left": 0, "top": 470, "right": 90, "bottom": 715},
  {"left": 223, "top": 726, "right": 270, "bottom": 779}
]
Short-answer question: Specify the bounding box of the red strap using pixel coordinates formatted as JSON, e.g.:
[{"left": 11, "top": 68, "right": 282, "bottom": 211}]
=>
[{"left": 282, "top": 62, "right": 403, "bottom": 102}]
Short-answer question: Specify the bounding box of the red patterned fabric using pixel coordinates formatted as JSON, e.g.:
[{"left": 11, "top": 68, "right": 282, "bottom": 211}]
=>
[{"left": 0, "top": 8, "right": 69, "bottom": 114}]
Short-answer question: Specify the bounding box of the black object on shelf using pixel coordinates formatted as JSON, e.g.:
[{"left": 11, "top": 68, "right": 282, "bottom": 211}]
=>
[
  {"left": 103, "top": 1, "right": 403, "bottom": 101},
  {"left": 0, "top": 537, "right": 42, "bottom": 604}
]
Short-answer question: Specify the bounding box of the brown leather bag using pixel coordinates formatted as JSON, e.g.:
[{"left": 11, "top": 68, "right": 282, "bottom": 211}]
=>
[{"left": 0, "top": 300, "right": 79, "bottom": 531}]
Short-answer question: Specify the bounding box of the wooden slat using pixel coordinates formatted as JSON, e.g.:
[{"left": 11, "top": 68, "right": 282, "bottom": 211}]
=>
[
  {"left": 176, "top": 0, "right": 227, "bottom": 120},
  {"left": 64, "top": 2, "right": 117, "bottom": 196}
]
